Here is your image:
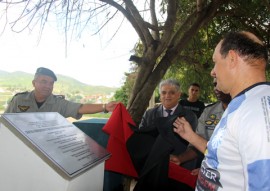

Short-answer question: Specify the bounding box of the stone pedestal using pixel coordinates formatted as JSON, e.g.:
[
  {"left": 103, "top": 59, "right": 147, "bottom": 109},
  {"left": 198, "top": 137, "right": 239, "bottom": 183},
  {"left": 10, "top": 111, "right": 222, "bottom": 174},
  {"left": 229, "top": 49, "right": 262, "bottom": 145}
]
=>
[{"left": 0, "top": 113, "right": 109, "bottom": 191}]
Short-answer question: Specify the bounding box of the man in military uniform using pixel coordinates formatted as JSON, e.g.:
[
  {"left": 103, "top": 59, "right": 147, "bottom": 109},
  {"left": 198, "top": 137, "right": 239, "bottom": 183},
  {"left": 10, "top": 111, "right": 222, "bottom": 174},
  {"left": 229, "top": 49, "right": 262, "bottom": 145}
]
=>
[
  {"left": 4, "top": 67, "right": 118, "bottom": 119},
  {"left": 170, "top": 78, "right": 231, "bottom": 173}
]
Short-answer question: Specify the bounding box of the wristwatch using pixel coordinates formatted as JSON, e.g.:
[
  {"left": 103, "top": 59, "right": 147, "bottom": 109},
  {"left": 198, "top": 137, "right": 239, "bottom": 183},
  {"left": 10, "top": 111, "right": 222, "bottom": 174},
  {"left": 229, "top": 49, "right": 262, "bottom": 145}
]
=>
[{"left": 103, "top": 103, "right": 109, "bottom": 113}]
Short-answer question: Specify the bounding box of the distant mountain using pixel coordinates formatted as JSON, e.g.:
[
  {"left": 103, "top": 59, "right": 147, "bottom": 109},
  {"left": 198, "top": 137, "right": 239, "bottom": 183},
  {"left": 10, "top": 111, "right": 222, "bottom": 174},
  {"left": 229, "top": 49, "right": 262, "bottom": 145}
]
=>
[{"left": 0, "top": 70, "right": 118, "bottom": 95}]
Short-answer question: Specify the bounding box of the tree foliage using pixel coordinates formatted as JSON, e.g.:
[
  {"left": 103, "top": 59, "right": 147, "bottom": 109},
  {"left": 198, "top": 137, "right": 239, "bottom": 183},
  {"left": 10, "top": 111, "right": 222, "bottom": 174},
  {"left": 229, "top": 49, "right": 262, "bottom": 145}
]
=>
[
  {"left": 1, "top": 0, "right": 269, "bottom": 124},
  {"left": 164, "top": 0, "right": 270, "bottom": 104}
]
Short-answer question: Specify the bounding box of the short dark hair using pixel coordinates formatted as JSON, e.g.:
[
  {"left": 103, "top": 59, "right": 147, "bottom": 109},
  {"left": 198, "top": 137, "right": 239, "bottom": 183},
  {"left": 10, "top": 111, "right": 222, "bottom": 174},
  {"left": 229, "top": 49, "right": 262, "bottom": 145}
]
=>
[
  {"left": 220, "top": 31, "right": 268, "bottom": 63},
  {"left": 189, "top": 82, "right": 200, "bottom": 89}
]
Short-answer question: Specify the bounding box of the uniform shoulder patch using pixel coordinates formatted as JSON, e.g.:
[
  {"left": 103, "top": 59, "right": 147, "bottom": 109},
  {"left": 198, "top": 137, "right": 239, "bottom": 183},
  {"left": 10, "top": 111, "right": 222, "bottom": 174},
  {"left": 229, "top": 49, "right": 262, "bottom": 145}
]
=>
[
  {"left": 18, "top": 105, "right": 30, "bottom": 112},
  {"left": 14, "top": 91, "right": 29, "bottom": 96},
  {"left": 54, "top": 95, "right": 65, "bottom": 99},
  {"left": 205, "top": 101, "right": 217, "bottom": 108},
  {"left": 9, "top": 91, "right": 29, "bottom": 103}
]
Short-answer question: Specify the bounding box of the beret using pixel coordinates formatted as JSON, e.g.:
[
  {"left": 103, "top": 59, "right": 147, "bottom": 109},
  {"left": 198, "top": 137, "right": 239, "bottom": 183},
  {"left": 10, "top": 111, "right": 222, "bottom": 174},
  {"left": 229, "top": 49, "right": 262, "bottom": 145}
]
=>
[{"left": 35, "top": 67, "right": 57, "bottom": 81}]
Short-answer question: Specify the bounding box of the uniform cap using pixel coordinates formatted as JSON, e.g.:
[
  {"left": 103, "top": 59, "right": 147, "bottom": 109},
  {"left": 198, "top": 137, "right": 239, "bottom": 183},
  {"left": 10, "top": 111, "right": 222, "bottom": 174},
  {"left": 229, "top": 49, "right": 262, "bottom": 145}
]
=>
[{"left": 35, "top": 67, "right": 57, "bottom": 81}]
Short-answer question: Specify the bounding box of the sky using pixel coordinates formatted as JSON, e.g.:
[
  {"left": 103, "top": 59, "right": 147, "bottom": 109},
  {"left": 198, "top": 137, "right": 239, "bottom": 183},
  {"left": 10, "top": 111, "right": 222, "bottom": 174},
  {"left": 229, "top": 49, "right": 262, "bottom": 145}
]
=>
[{"left": 0, "top": 6, "right": 139, "bottom": 88}]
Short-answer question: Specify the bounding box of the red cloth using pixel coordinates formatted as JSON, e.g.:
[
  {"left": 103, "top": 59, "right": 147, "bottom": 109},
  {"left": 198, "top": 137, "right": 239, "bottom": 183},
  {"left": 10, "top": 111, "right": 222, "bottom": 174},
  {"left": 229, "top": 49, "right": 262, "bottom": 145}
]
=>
[
  {"left": 169, "top": 162, "right": 197, "bottom": 188},
  {"left": 102, "top": 103, "right": 138, "bottom": 177},
  {"left": 102, "top": 103, "right": 197, "bottom": 188}
]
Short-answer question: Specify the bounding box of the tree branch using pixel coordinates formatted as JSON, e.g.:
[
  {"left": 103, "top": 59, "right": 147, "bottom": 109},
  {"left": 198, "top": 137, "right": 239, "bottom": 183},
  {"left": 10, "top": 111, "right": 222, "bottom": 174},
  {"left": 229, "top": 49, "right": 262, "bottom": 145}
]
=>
[
  {"left": 99, "top": 0, "right": 150, "bottom": 47},
  {"left": 150, "top": 0, "right": 159, "bottom": 40},
  {"left": 157, "top": 0, "right": 177, "bottom": 53},
  {"left": 123, "top": 0, "right": 154, "bottom": 46}
]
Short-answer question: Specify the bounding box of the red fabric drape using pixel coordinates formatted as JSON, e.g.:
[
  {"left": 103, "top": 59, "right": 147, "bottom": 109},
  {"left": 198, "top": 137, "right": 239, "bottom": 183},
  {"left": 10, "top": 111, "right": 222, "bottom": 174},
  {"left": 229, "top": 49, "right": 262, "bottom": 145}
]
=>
[
  {"left": 102, "top": 103, "right": 138, "bottom": 177},
  {"left": 102, "top": 103, "right": 197, "bottom": 189}
]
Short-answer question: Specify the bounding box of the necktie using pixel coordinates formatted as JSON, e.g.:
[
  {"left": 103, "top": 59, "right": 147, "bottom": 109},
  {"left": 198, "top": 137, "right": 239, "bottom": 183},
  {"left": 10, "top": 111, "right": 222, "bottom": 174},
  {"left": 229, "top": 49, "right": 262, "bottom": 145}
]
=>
[{"left": 165, "top": 109, "right": 173, "bottom": 116}]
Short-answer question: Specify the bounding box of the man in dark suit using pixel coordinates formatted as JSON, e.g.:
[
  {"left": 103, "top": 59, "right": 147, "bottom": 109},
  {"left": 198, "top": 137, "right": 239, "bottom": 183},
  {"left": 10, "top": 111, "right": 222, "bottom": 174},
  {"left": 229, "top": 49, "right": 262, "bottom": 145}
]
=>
[
  {"left": 139, "top": 79, "right": 197, "bottom": 130},
  {"left": 127, "top": 79, "right": 198, "bottom": 191}
]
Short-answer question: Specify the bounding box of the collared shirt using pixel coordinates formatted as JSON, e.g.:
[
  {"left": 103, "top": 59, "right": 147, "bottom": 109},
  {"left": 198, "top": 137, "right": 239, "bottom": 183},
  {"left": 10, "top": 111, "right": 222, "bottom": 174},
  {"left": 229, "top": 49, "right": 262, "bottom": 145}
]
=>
[
  {"left": 196, "top": 101, "right": 224, "bottom": 140},
  {"left": 162, "top": 104, "right": 178, "bottom": 117},
  {"left": 4, "top": 91, "right": 82, "bottom": 119}
]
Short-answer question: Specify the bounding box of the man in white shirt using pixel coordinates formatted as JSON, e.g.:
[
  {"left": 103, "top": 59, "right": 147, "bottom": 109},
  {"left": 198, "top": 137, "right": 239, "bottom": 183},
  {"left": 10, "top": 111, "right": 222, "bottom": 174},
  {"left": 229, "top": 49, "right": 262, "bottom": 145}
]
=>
[{"left": 173, "top": 31, "right": 270, "bottom": 190}]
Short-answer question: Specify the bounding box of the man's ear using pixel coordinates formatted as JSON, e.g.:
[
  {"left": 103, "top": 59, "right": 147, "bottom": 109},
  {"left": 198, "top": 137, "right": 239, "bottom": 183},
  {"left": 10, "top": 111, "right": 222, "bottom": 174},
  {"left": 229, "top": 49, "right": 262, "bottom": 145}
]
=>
[
  {"left": 227, "top": 50, "right": 238, "bottom": 68},
  {"left": 178, "top": 92, "right": 182, "bottom": 99},
  {"left": 32, "top": 80, "right": 35, "bottom": 86}
]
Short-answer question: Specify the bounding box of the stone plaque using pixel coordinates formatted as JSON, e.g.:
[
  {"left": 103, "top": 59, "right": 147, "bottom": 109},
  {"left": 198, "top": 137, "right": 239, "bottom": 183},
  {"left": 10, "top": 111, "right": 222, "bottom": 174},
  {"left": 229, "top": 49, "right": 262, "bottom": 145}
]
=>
[{"left": 0, "top": 112, "right": 110, "bottom": 178}]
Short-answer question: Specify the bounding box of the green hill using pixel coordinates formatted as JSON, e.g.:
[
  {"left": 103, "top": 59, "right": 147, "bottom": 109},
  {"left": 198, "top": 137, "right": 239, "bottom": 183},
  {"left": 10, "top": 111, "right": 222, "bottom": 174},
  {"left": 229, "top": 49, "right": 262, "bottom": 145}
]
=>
[
  {"left": 0, "top": 70, "right": 118, "bottom": 94},
  {"left": 0, "top": 70, "right": 119, "bottom": 111}
]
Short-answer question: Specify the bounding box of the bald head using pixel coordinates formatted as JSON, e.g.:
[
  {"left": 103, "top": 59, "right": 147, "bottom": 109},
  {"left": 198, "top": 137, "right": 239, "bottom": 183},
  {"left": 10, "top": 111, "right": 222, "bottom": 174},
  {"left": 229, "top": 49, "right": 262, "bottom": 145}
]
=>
[{"left": 241, "top": 31, "right": 264, "bottom": 45}]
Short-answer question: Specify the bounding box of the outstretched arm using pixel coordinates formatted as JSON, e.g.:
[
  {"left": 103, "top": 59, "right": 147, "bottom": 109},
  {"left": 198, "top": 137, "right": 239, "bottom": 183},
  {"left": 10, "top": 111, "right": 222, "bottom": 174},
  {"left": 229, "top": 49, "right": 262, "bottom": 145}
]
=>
[
  {"left": 78, "top": 101, "right": 120, "bottom": 114},
  {"left": 173, "top": 117, "right": 208, "bottom": 153}
]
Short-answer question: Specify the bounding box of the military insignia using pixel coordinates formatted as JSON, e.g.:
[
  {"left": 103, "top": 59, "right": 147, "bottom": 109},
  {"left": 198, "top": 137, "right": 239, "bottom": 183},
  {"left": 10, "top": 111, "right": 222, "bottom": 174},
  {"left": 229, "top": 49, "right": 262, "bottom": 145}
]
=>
[
  {"left": 205, "top": 114, "right": 218, "bottom": 125},
  {"left": 205, "top": 120, "right": 213, "bottom": 125},
  {"left": 214, "top": 119, "right": 220, "bottom": 125},
  {"left": 18, "top": 105, "right": 30, "bottom": 112},
  {"left": 209, "top": 114, "right": 216, "bottom": 119},
  {"left": 204, "top": 149, "right": 208, "bottom": 155}
]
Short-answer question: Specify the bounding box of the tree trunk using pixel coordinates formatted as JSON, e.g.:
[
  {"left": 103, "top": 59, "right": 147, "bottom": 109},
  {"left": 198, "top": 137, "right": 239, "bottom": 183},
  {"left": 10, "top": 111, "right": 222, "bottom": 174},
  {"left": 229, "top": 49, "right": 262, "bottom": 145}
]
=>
[{"left": 127, "top": 0, "right": 230, "bottom": 125}]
